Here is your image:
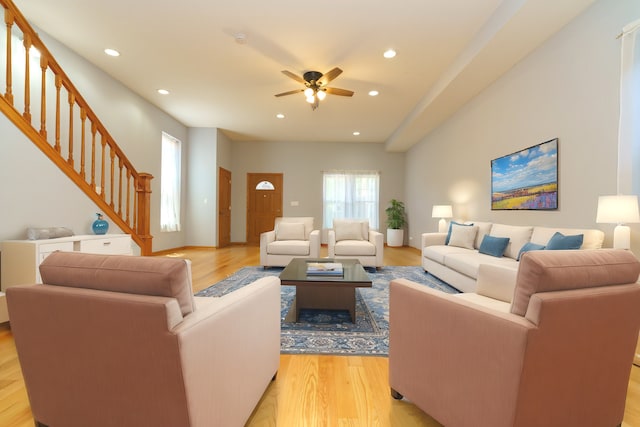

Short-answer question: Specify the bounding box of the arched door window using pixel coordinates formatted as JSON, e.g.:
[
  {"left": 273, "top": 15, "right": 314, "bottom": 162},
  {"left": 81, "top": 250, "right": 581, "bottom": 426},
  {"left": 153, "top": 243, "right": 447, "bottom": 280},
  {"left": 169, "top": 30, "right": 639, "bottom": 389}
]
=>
[{"left": 256, "top": 180, "right": 275, "bottom": 190}]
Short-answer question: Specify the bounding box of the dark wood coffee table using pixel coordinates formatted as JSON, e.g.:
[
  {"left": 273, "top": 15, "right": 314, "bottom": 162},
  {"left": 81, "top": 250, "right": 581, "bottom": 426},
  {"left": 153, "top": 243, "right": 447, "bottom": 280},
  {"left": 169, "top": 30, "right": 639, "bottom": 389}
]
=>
[{"left": 279, "top": 258, "right": 372, "bottom": 322}]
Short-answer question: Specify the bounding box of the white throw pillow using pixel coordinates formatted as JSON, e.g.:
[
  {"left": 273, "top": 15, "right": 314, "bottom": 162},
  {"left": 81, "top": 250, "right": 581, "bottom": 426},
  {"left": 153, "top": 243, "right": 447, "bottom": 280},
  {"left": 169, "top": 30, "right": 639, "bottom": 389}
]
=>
[
  {"left": 334, "top": 220, "right": 364, "bottom": 241},
  {"left": 447, "top": 223, "right": 478, "bottom": 249},
  {"left": 276, "top": 222, "right": 305, "bottom": 240},
  {"left": 489, "top": 224, "right": 533, "bottom": 260}
]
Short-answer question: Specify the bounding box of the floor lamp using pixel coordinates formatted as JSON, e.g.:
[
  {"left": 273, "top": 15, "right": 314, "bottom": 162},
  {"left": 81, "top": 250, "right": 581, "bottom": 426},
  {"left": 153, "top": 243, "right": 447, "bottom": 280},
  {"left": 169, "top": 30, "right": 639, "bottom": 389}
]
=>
[
  {"left": 432, "top": 205, "right": 453, "bottom": 233},
  {"left": 596, "top": 195, "right": 640, "bottom": 249}
]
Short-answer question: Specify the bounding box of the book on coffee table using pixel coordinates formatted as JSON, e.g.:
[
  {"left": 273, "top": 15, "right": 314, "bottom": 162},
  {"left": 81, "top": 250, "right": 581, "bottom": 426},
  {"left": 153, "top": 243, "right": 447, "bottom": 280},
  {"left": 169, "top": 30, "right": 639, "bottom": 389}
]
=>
[{"left": 306, "top": 262, "right": 343, "bottom": 276}]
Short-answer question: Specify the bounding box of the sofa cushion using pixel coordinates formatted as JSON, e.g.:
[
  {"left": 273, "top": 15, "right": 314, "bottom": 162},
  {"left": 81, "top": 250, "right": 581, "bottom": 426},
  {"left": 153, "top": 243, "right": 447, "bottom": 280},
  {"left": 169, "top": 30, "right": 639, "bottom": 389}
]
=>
[
  {"left": 517, "top": 242, "right": 545, "bottom": 261},
  {"left": 334, "top": 219, "right": 368, "bottom": 241},
  {"left": 275, "top": 217, "right": 315, "bottom": 239},
  {"left": 453, "top": 293, "right": 512, "bottom": 313},
  {"left": 466, "top": 221, "right": 493, "bottom": 249},
  {"left": 445, "top": 221, "right": 472, "bottom": 245},
  {"left": 478, "top": 235, "right": 510, "bottom": 257},
  {"left": 447, "top": 224, "right": 478, "bottom": 249},
  {"left": 489, "top": 224, "right": 533, "bottom": 260},
  {"left": 267, "top": 240, "right": 310, "bottom": 256},
  {"left": 276, "top": 222, "right": 305, "bottom": 240},
  {"left": 334, "top": 240, "right": 376, "bottom": 256},
  {"left": 444, "top": 251, "right": 518, "bottom": 280},
  {"left": 545, "top": 232, "right": 584, "bottom": 250},
  {"left": 39, "top": 252, "right": 195, "bottom": 316},
  {"left": 530, "top": 226, "right": 604, "bottom": 249},
  {"left": 423, "top": 245, "right": 473, "bottom": 265},
  {"left": 511, "top": 249, "right": 640, "bottom": 316}
]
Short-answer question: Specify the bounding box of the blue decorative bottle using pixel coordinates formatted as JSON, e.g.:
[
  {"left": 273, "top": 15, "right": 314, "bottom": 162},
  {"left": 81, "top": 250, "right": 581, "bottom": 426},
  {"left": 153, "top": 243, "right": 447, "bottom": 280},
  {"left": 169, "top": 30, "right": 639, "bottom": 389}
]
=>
[{"left": 92, "top": 213, "right": 109, "bottom": 235}]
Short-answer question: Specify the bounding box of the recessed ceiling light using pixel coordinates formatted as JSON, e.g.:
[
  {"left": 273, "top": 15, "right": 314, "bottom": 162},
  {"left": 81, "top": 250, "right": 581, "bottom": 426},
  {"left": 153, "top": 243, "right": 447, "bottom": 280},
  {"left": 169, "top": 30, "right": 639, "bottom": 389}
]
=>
[
  {"left": 104, "top": 48, "right": 120, "bottom": 57},
  {"left": 276, "top": 113, "right": 285, "bottom": 119},
  {"left": 353, "top": 131, "right": 360, "bottom": 136},
  {"left": 383, "top": 49, "right": 396, "bottom": 59},
  {"left": 368, "top": 90, "right": 379, "bottom": 97},
  {"left": 157, "top": 89, "right": 170, "bottom": 95}
]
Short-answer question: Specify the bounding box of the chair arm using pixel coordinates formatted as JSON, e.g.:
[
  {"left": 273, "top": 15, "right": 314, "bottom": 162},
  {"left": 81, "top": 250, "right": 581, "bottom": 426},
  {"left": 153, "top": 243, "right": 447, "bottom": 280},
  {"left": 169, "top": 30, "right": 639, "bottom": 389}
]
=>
[
  {"left": 421, "top": 232, "right": 446, "bottom": 248},
  {"left": 368, "top": 230, "right": 384, "bottom": 266},
  {"left": 389, "top": 278, "right": 534, "bottom": 426},
  {"left": 309, "top": 229, "right": 321, "bottom": 258},
  {"left": 174, "top": 276, "right": 281, "bottom": 426},
  {"left": 259, "top": 230, "right": 276, "bottom": 266},
  {"left": 328, "top": 229, "right": 336, "bottom": 258}
]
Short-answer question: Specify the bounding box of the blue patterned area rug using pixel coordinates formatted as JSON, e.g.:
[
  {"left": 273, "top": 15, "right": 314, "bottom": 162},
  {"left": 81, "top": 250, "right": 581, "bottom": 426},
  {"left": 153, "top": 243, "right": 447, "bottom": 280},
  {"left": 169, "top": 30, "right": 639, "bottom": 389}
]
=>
[{"left": 195, "top": 266, "right": 459, "bottom": 356}]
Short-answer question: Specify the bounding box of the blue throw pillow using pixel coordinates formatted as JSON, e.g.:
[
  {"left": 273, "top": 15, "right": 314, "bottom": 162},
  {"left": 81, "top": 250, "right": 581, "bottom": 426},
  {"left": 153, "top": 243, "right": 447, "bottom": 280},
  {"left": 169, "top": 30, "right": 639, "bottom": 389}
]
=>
[
  {"left": 445, "top": 221, "right": 473, "bottom": 245},
  {"left": 517, "top": 242, "right": 546, "bottom": 261},
  {"left": 478, "top": 235, "right": 510, "bottom": 258},
  {"left": 545, "top": 232, "right": 584, "bottom": 250}
]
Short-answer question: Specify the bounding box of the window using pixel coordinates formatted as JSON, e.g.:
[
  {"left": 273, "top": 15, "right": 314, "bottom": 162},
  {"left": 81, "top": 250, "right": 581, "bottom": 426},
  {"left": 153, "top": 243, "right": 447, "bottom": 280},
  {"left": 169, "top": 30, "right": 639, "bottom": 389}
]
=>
[
  {"left": 323, "top": 171, "right": 380, "bottom": 229},
  {"left": 161, "top": 132, "right": 182, "bottom": 232}
]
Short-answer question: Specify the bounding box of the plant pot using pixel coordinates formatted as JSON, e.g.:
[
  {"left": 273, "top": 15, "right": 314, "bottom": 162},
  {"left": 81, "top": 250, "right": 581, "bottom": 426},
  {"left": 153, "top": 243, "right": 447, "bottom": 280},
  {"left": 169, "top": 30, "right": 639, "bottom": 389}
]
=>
[{"left": 387, "top": 229, "right": 404, "bottom": 247}]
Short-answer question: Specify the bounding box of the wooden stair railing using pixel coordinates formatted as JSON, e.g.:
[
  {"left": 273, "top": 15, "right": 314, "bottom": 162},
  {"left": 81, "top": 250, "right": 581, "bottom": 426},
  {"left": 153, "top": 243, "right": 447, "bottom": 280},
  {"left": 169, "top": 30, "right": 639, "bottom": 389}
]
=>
[{"left": 0, "top": 0, "right": 153, "bottom": 254}]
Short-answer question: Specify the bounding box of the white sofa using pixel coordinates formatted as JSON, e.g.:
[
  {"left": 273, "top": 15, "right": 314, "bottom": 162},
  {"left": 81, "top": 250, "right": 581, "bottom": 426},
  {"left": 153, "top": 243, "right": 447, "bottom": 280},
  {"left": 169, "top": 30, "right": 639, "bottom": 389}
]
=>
[
  {"left": 260, "top": 217, "right": 320, "bottom": 267},
  {"left": 328, "top": 219, "right": 384, "bottom": 268},
  {"left": 422, "top": 221, "right": 605, "bottom": 293}
]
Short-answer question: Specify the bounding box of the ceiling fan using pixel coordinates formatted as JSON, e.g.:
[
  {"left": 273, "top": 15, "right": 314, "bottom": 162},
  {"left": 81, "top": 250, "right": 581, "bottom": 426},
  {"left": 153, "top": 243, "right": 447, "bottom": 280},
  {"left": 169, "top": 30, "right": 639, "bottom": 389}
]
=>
[{"left": 275, "top": 67, "right": 354, "bottom": 110}]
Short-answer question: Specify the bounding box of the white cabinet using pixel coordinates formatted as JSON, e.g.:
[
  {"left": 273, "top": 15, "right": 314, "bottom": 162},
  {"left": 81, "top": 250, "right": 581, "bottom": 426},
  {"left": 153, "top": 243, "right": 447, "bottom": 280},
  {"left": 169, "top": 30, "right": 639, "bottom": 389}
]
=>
[{"left": 1, "top": 234, "right": 132, "bottom": 290}]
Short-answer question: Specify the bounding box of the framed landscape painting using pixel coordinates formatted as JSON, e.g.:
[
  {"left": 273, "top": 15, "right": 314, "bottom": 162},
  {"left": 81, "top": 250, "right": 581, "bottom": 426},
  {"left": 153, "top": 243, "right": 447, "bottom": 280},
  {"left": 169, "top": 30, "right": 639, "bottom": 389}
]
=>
[{"left": 491, "top": 138, "right": 558, "bottom": 210}]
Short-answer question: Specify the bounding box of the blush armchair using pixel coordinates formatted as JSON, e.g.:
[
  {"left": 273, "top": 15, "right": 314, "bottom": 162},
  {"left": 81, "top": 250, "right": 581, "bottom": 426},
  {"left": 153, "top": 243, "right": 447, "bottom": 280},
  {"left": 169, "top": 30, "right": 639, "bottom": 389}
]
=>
[
  {"left": 327, "top": 219, "right": 384, "bottom": 268},
  {"left": 7, "top": 252, "right": 281, "bottom": 427},
  {"left": 260, "top": 216, "right": 320, "bottom": 267},
  {"left": 389, "top": 249, "right": 640, "bottom": 427}
]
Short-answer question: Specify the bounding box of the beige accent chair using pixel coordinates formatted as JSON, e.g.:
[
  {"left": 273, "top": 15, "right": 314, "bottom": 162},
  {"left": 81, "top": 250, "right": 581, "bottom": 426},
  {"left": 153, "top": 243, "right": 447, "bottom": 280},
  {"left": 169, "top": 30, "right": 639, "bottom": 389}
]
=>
[
  {"left": 328, "top": 219, "right": 384, "bottom": 268},
  {"left": 260, "top": 217, "right": 320, "bottom": 267},
  {"left": 7, "top": 252, "right": 280, "bottom": 427},
  {"left": 389, "top": 249, "right": 640, "bottom": 427}
]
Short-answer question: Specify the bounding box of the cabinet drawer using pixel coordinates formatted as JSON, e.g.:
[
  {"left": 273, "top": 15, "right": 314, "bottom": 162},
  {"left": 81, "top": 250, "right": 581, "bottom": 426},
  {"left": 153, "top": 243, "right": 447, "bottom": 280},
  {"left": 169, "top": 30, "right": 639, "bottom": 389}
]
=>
[
  {"left": 38, "top": 241, "right": 75, "bottom": 263},
  {"left": 79, "top": 236, "right": 132, "bottom": 255}
]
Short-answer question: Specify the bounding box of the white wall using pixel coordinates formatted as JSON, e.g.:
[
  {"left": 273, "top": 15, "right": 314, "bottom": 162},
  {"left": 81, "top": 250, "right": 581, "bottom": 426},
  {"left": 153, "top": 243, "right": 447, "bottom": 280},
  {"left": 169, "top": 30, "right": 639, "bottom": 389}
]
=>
[
  {"left": 186, "top": 128, "right": 217, "bottom": 246},
  {"left": 230, "top": 141, "right": 405, "bottom": 243},
  {"left": 405, "top": 0, "right": 640, "bottom": 253},
  {"left": 0, "top": 28, "right": 189, "bottom": 252}
]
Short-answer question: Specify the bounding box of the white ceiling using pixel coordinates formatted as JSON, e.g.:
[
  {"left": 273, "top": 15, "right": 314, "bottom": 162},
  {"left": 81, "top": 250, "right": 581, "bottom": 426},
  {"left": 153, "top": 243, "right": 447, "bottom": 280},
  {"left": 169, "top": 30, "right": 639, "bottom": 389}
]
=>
[{"left": 15, "top": 0, "right": 595, "bottom": 151}]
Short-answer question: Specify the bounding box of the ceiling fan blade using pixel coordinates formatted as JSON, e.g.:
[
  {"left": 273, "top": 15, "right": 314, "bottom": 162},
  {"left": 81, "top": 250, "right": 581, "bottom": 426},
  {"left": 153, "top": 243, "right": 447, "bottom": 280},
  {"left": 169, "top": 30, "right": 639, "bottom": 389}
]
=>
[
  {"left": 274, "top": 88, "right": 304, "bottom": 97},
  {"left": 324, "top": 87, "right": 354, "bottom": 97},
  {"left": 281, "top": 70, "right": 306, "bottom": 84},
  {"left": 317, "top": 67, "right": 342, "bottom": 86}
]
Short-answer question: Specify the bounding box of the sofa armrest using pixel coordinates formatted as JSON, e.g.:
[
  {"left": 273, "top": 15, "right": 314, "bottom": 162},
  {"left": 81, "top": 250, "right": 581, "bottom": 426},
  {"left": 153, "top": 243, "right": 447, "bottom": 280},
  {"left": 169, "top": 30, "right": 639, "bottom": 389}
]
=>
[
  {"left": 174, "top": 276, "right": 281, "bottom": 426},
  {"left": 421, "top": 232, "right": 447, "bottom": 248},
  {"left": 389, "top": 278, "right": 533, "bottom": 426},
  {"left": 476, "top": 264, "right": 518, "bottom": 303},
  {"left": 328, "top": 229, "right": 336, "bottom": 258},
  {"left": 259, "top": 230, "right": 276, "bottom": 265},
  {"left": 309, "top": 230, "right": 321, "bottom": 258}
]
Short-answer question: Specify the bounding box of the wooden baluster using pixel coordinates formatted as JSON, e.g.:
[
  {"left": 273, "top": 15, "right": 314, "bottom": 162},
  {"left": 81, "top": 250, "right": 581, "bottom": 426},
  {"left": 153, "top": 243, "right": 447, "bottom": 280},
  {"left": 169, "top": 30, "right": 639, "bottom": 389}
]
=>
[
  {"left": 54, "top": 75, "right": 61, "bottom": 152},
  {"left": 39, "top": 55, "right": 47, "bottom": 138},
  {"left": 117, "top": 157, "right": 123, "bottom": 216},
  {"left": 80, "top": 107, "right": 86, "bottom": 179},
  {"left": 109, "top": 146, "right": 115, "bottom": 209},
  {"left": 136, "top": 173, "right": 154, "bottom": 255},
  {"left": 90, "top": 122, "right": 97, "bottom": 190},
  {"left": 100, "top": 134, "right": 106, "bottom": 200},
  {"left": 67, "top": 91, "right": 74, "bottom": 166},
  {"left": 126, "top": 169, "right": 131, "bottom": 225},
  {"left": 22, "top": 33, "right": 31, "bottom": 123},
  {"left": 133, "top": 176, "right": 138, "bottom": 232},
  {"left": 4, "top": 9, "right": 13, "bottom": 105}
]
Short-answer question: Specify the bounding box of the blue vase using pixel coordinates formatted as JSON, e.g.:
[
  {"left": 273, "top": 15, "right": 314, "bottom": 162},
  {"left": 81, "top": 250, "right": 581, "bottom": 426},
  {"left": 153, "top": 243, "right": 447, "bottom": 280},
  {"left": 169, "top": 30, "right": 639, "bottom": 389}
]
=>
[{"left": 92, "top": 213, "right": 109, "bottom": 235}]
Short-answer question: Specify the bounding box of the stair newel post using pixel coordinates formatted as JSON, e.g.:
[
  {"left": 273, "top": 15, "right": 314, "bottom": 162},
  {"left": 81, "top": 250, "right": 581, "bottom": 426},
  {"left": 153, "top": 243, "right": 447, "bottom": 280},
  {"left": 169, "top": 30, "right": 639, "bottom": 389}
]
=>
[
  {"left": 136, "top": 173, "right": 153, "bottom": 255},
  {"left": 4, "top": 8, "right": 12, "bottom": 105}
]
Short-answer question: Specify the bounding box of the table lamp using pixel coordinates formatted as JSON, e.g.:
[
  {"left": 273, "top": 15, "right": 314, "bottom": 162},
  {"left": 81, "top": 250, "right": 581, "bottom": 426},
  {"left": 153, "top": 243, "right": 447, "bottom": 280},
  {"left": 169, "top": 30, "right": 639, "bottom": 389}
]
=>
[
  {"left": 432, "top": 205, "right": 453, "bottom": 233},
  {"left": 596, "top": 195, "right": 640, "bottom": 249}
]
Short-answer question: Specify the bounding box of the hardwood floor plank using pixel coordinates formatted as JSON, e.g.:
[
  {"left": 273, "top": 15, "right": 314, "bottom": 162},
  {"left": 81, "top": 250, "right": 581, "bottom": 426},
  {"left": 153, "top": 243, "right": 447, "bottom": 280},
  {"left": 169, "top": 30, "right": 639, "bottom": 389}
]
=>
[{"left": 0, "top": 245, "right": 638, "bottom": 426}]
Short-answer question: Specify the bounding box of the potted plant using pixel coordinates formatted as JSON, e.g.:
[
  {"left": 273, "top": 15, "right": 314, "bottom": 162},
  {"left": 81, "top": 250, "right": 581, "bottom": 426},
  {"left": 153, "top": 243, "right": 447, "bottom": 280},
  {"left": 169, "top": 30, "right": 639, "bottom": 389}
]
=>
[{"left": 385, "top": 199, "right": 407, "bottom": 247}]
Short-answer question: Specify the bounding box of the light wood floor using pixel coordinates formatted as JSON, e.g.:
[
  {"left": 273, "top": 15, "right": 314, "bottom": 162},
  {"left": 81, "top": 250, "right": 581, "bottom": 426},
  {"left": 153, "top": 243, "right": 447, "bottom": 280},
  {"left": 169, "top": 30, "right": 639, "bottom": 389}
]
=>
[{"left": 0, "top": 245, "right": 638, "bottom": 426}]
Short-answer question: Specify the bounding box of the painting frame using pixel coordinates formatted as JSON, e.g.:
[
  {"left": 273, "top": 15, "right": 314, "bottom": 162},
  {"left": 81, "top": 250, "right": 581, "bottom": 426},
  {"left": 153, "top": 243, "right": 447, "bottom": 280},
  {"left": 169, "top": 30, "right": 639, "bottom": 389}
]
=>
[{"left": 491, "top": 138, "right": 558, "bottom": 210}]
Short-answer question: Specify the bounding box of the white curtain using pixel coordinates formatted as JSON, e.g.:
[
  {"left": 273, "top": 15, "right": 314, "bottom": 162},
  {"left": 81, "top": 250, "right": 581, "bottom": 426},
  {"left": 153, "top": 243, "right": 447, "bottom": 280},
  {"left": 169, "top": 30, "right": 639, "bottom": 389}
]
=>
[
  {"left": 617, "top": 18, "right": 640, "bottom": 195},
  {"left": 323, "top": 171, "right": 380, "bottom": 229},
  {"left": 161, "top": 132, "right": 182, "bottom": 232}
]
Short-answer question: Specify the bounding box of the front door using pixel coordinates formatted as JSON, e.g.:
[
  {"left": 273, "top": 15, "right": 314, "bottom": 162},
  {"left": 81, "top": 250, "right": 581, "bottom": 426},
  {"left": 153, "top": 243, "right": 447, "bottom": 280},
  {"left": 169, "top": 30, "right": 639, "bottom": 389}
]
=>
[
  {"left": 246, "top": 173, "right": 283, "bottom": 244},
  {"left": 218, "top": 167, "right": 231, "bottom": 248}
]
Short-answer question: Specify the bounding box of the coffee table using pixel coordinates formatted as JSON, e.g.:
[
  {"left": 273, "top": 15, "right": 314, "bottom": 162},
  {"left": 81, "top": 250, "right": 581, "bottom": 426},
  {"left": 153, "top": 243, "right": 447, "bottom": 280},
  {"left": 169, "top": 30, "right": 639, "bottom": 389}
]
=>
[{"left": 279, "top": 258, "right": 372, "bottom": 323}]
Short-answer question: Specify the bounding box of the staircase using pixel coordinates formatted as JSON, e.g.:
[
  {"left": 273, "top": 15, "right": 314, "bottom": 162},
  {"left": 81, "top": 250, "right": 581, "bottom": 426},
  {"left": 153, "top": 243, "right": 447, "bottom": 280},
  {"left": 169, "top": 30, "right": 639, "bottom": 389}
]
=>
[{"left": 0, "top": 0, "right": 153, "bottom": 254}]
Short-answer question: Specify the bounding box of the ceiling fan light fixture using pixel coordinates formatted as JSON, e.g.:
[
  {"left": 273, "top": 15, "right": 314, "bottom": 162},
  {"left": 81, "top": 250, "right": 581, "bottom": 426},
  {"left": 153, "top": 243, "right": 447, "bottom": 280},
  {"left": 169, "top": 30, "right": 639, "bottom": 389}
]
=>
[
  {"left": 306, "top": 95, "right": 315, "bottom": 104},
  {"left": 304, "top": 88, "right": 314, "bottom": 98},
  {"left": 316, "top": 90, "right": 327, "bottom": 101}
]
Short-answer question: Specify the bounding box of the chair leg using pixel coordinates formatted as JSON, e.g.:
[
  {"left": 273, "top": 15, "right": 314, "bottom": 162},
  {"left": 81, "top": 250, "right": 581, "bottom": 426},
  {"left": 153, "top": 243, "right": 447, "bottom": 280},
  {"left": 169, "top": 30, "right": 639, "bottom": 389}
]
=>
[
  {"left": 272, "top": 372, "right": 278, "bottom": 381},
  {"left": 391, "top": 388, "right": 403, "bottom": 400}
]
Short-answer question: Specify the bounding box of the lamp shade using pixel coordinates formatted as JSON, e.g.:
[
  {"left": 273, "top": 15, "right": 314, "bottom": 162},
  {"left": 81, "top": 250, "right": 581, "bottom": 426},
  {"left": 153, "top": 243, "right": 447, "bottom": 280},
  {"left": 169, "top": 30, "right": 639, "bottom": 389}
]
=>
[
  {"left": 432, "top": 205, "right": 453, "bottom": 219},
  {"left": 596, "top": 195, "right": 640, "bottom": 224}
]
